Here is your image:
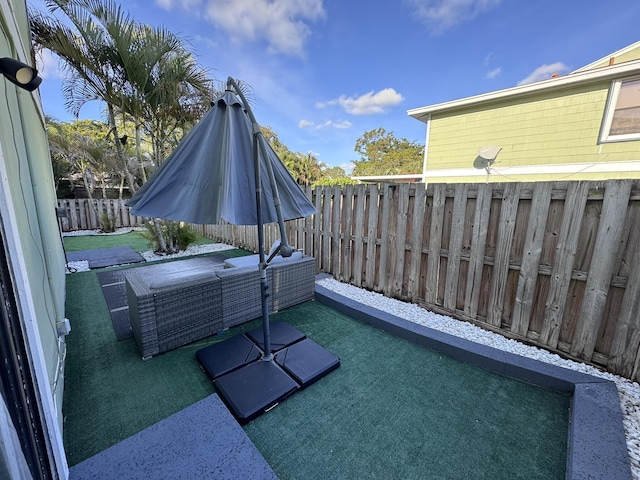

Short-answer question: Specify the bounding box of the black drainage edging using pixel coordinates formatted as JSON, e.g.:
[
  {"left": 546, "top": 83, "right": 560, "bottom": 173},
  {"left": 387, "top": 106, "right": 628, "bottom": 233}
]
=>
[{"left": 314, "top": 282, "right": 632, "bottom": 480}]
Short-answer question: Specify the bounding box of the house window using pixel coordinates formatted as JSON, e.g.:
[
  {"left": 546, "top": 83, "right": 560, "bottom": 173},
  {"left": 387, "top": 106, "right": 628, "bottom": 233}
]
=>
[{"left": 601, "top": 78, "right": 640, "bottom": 142}]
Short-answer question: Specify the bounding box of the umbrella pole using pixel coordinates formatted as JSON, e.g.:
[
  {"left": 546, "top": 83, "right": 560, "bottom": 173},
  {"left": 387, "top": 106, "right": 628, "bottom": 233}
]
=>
[
  {"left": 228, "top": 77, "right": 282, "bottom": 360},
  {"left": 251, "top": 110, "right": 273, "bottom": 361}
]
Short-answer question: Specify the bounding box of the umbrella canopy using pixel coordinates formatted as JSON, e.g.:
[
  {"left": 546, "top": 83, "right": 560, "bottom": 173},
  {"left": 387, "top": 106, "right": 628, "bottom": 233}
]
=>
[
  {"left": 128, "top": 78, "right": 316, "bottom": 360},
  {"left": 127, "top": 89, "right": 316, "bottom": 226}
]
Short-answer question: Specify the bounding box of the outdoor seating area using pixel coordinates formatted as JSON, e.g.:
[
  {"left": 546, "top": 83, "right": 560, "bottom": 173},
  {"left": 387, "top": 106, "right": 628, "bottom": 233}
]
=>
[{"left": 125, "top": 253, "right": 316, "bottom": 358}]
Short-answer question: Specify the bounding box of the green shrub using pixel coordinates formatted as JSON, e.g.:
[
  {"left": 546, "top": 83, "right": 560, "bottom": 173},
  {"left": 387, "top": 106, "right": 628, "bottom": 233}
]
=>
[
  {"left": 138, "top": 219, "right": 198, "bottom": 254},
  {"left": 172, "top": 223, "right": 198, "bottom": 251},
  {"left": 99, "top": 212, "right": 117, "bottom": 233}
]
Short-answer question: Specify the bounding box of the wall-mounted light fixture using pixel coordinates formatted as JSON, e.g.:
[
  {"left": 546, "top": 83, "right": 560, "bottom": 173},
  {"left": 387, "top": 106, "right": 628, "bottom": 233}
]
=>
[{"left": 0, "top": 57, "right": 42, "bottom": 92}]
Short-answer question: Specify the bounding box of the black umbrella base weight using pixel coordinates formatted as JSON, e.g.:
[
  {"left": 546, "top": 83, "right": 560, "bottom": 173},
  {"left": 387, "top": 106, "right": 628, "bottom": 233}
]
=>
[{"left": 197, "top": 322, "right": 340, "bottom": 423}]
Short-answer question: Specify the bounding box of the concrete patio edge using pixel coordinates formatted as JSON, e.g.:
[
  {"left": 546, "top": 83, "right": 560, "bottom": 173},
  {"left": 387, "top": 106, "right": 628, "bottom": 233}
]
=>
[
  {"left": 68, "top": 393, "right": 278, "bottom": 480},
  {"left": 314, "top": 281, "right": 632, "bottom": 480}
]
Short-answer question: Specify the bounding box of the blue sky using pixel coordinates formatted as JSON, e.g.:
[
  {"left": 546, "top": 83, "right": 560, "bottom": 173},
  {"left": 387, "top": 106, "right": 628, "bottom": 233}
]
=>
[{"left": 32, "top": 0, "right": 640, "bottom": 173}]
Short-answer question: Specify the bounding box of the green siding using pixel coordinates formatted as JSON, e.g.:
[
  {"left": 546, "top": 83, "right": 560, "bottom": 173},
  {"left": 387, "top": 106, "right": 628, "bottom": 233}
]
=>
[
  {"left": 587, "top": 44, "right": 640, "bottom": 70},
  {"left": 1, "top": 0, "right": 66, "bottom": 433},
  {"left": 426, "top": 80, "right": 640, "bottom": 182}
]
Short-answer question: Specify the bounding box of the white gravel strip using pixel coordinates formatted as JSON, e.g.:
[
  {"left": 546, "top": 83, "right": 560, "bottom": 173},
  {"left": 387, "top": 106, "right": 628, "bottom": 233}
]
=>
[
  {"left": 65, "top": 241, "right": 235, "bottom": 274},
  {"left": 62, "top": 227, "right": 145, "bottom": 237},
  {"left": 317, "top": 277, "right": 640, "bottom": 478}
]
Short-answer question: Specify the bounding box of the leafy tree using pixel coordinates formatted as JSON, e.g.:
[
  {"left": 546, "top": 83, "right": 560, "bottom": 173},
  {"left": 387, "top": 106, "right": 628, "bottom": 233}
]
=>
[
  {"left": 47, "top": 118, "right": 122, "bottom": 229},
  {"left": 31, "top": 0, "right": 139, "bottom": 192},
  {"left": 352, "top": 128, "right": 424, "bottom": 176},
  {"left": 314, "top": 165, "right": 357, "bottom": 186},
  {"left": 32, "top": 0, "right": 214, "bottom": 250},
  {"left": 261, "top": 126, "right": 323, "bottom": 185},
  {"left": 47, "top": 118, "right": 133, "bottom": 198},
  {"left": 30, "top": 0, "right": 213, "bottom": 189}
]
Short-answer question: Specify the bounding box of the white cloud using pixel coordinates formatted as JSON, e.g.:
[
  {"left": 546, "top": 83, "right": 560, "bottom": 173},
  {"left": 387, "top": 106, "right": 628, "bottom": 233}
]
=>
[
  {"left": 407, "top": 0, "right": 502, "bottom": 33},
  {"left": 299, "top": 119, "right": 352, "bottom": 129},
  {"left": 483, "top": 52, "right": 496, "bottom": 66},
  {"left": 310, "top": 120, "right": 352, "bottom": 130},
  {"left": 185, "top": 0, "right": 326, "bottom": 56},
  {"left": 156, "top": 0, "right": 203, "bottom": 10},
  {"left": 36, "top": 50, "right": 65, "bottom": 80},
  {"left": 517, "top": 62, "right": 570, "bottom": 85},
  {"left": 485, "top": 66, "right": 502, "bottom": 79},
  {"left": 340, "top": 162, "right": 355, "bottom": 175},
  {"left": 330, "top": 120, "right": 352, "bottom": 129},
  {"left": 323, "top": 88, "right": 404, "bottom": 115}
]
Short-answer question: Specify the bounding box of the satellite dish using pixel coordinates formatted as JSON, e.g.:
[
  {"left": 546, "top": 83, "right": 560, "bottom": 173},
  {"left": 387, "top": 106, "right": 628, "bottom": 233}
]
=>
[{"left": 473, "top": 145, "right": 502, "bottom": 173}]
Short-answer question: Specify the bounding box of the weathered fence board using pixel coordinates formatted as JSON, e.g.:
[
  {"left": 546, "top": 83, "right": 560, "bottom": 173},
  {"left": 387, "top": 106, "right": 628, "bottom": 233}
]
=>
[
  {"left": 377, "top": 185, "right": 392, "bottom": 293},
  {"left": 407, "top": 183, "right": 426, "bottom": 299},
  {"left": 511, "top": 182, "right": 553, "bottom": 336},
  {"left": 464, "top": 183, "right": 493, "bottom": 319},
  {"left": 425, "top": 184, "right": 446, "bottom": 304},
  {"left": 390, "top": 183, "right": 409, "bottom": 298},
  {"left": 570, "top": 180, "right": 632, "bottom": 361},
  {"left": 443, "top": 184, "right": 467, "bottom": 311},
  {"left": 57, "top": 178, "right": 640, "bottom": 382},
  {"left": 364, "top": 184, "right": 379, "bottom": 290},
  {"left": 487, "top": 183, "right": 521, "bottom": 327}
]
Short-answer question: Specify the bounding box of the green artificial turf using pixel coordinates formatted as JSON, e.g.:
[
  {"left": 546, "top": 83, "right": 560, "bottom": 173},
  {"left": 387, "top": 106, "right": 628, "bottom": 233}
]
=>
[
  {"left": 62, "top": 230, "right": 215, "bottom": 252},
  {"left": 64, "top": 268, "right": 569, "bottom": 479}
]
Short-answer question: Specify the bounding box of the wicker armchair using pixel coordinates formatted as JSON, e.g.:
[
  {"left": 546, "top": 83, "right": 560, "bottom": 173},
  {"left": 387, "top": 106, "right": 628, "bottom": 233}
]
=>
[{"left": 125, "top": 269, "right": 222, "bottom": 359}]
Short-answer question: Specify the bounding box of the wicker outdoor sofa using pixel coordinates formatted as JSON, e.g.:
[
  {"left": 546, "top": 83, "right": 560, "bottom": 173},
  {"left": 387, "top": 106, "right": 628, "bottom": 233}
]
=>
[{"left": 125, "top": 253, "right": 316, "bottom": 359}]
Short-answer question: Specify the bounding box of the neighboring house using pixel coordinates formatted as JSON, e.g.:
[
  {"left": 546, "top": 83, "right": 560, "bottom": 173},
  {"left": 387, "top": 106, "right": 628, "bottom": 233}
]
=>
[
  {"left": 1, "top": 0, "right": 68, "bottom": 478},
  {"left": 406, "top": 41, "right": 640, "bottom": 183}
]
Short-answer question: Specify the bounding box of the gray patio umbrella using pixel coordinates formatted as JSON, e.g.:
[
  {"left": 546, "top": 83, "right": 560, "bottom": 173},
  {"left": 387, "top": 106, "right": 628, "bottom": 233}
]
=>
[{"left": 127, "top": 77, "right": 316, "bottom": 358}]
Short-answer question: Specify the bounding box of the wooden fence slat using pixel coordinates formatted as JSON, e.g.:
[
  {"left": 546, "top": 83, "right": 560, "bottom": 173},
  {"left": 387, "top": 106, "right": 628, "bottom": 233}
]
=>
[
  {"left": 390, "top": 183, "right": 409, "bottom": 298},
  {"left": 487, "top": 183, "right": 521, "bottom": 327},
  {"left": 321, "top": 186, "right": 331, "bottom": 272},
  {"left": 609, "top": 239, "right": 640, "bottom": 377},
  {"left": 539, "top": 182, "right": 590, "bottom": 348},
  {"left": 313, "top": 187, "right": 323, "bottom": 270},
  {"left": 408, "top": 183, "right": 426, "bottom": 299},
  {"left": 305, "top": 187, "right": 314, "bottom": 256},
  {"left": 352, "top": 185, "right": 366, "bottom": 287},
  {"left": 511, "top": 182, "right": 553, "bottom": 336},
  {"left": 364, "top": 184, "right": 379, "bottom": 289},
  {"left": 377, "top": 184, "right": 393, "bottom": 293},
  {"left": 425, "top": 184, "right": 446, "bottom": 304},
  {"left": 570, "top": 180, "right": 632, "bottom": 361},
  {"left": 444, "top": 184, "right": 468, "bottom": 311},
  {"left": 75, "top": 200, "right": 83, "bottom": 229},
  {"left": 341, "top": 185, "right": 354, "bottom": 283},
  {"left": 331, "top": 186, "right": 342, "bottom": 275},
  {"left": 464, "top": 183, "right": 493, "bottom": 319}
]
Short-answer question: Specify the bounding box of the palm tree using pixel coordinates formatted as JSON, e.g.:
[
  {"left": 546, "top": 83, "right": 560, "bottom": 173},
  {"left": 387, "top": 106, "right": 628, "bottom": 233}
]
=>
[
  {"left": 31, "top": 0, "right": 139, "bottom": 191},
  {"left": 30, "top": 0, "right": 213, "bottom": 189},
  {"left": 31, "top": 0, "right": 215, "bottom": 250}
]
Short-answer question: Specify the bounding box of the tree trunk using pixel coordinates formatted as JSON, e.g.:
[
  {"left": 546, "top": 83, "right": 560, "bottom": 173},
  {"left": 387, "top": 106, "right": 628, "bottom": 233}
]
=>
[
  {"left": 154, "top": 220, "right": 167, "bottom": 252},
  {"left": 135, "top": 117, "right": 147, "bottom": 183},
  {"left": 108, "top": 103, "right": 138, "bottom": 195}
]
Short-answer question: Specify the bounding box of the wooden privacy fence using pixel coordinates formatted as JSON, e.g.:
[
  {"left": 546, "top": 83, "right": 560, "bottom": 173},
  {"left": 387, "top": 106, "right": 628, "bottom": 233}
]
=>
[
  {"left": 56, "top": 198, "right": 144, "bottom": 231},
  {"left": 205, "top": 180, "right": 640, "bottom": 382},
  {"left": 57, "top": 180, "right": 640, "bottom": 382}
]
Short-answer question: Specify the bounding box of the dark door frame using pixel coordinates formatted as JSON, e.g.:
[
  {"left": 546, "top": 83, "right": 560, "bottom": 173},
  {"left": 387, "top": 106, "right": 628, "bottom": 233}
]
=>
[{"left": 0, "top": 220, "right": 53, "bottom": 479}]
